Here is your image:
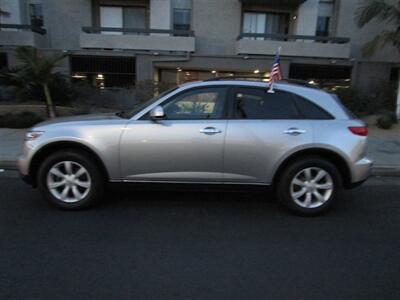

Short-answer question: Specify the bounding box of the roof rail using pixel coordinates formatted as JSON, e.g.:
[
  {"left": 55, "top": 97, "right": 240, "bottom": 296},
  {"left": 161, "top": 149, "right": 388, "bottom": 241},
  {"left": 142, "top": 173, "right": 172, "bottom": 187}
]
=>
[
  {"left": 205, "top": 76, "right": 269, "bottom": 82},
  {"left": 204, "top": 76, "right": 317, "bottom": 88}
]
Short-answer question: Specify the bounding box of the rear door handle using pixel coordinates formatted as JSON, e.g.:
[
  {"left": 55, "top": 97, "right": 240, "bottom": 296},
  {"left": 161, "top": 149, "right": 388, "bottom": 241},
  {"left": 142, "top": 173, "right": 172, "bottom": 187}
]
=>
[
  {"left": 284, "top": 128, "right": 307, "bottom": 136},
  {"left": 200, "top": 127, "right": 222, "bottom": 135}
]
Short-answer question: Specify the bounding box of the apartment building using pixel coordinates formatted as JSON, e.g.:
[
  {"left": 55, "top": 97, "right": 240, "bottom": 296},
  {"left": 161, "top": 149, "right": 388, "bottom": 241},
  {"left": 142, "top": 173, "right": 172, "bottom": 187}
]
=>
[{"left": 0, "top": 0, "right": 399, "bottom": 94}]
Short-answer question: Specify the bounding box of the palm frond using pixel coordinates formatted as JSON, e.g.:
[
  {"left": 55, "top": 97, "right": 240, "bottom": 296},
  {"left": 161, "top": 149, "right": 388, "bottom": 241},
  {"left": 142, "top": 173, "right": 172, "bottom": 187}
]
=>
[
  {"left": 362, "top": 30, "right": 400, "bottom": 56},
  {"left": 355, "top": 0, "right": 399, "bottom": 28}
]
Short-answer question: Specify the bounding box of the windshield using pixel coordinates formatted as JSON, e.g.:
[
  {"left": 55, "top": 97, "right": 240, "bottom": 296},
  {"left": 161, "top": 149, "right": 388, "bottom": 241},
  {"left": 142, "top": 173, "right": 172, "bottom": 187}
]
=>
[{"left": 117, "top": 87, "right": 178, "bottom": 119}]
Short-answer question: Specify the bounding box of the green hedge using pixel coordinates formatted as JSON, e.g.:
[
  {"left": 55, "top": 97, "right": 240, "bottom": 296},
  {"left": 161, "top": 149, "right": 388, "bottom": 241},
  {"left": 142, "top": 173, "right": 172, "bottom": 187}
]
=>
[{"left": 0, "top": 111, "right": 44, "bottom": 128}]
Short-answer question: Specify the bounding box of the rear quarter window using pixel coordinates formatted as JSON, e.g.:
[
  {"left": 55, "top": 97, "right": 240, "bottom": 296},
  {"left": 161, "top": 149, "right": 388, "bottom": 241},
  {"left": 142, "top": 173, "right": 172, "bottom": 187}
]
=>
[{"left": 293, "top": 95, "right": 334, "bottom": 120}]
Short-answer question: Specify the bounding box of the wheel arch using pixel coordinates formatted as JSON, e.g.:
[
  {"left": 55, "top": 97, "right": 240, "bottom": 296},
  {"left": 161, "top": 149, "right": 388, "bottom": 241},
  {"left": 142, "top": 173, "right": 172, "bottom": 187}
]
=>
[
  {"left": 272, "top": 148, "right": 352, "bottom": 189},
  {"left": 29, "top": 141, "right": 110, "bottom": 187}
]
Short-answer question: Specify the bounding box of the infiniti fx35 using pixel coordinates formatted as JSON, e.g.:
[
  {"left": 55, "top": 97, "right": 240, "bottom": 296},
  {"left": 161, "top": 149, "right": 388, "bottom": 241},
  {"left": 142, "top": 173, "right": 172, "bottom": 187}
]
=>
[{"left": 18, "top": 79, "right": 372, "bottom": 215}]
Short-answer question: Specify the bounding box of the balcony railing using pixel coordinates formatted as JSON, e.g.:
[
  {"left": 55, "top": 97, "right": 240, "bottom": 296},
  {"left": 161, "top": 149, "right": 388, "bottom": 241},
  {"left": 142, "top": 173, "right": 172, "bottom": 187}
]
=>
[
  {"left": 0, "top": 24, "right": 46, "bottom": 35},
  {"left": 238, "top": 33, "right": 350, "bottom": 44},
  {"left": 82, "top": 27, "right": 194, "bottom": 37},
  {"left": 236, "top": 33, "right": 351, "bottom": 58},
  {"left": 0, "top": 24, "right": 47, "bottom": 47},
  {"left": 240, "top": 0, "right": 306, "bottom": 7},
  {"left": 80, "top": 27, "right": 195, "bottom": 52}
]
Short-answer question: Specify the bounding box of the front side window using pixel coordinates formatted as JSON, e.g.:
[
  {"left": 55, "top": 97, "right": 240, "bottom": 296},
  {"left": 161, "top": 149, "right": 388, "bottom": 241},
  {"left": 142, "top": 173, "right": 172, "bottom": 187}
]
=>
[
  {"left": 162, "top": 87, "right": 227, "bottom": 120},
  {"left": 234, "top": 88, "right": 299, "bottom": 119}
]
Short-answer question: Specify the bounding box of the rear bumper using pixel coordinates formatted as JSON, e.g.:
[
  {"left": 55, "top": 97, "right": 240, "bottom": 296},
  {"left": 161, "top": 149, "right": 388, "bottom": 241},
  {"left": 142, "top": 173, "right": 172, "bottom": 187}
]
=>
[{"left": 351, "top": 157, "right": 373, "bottom": 185}]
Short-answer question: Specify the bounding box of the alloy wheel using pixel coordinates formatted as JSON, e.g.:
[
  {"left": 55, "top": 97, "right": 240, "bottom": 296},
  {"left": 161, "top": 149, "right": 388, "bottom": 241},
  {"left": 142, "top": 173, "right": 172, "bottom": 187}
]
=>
[
  {"left": 46, "top": 161, "right": 91, "bottom": 203},
  {"left": 290, "top": 167, "right": 334, "bottom": 209}
]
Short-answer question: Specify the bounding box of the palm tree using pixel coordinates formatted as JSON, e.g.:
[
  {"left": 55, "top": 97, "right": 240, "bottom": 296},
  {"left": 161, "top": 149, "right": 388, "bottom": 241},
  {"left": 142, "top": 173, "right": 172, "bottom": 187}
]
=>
[
  {"left": 355, "top": 0, "right": 400, "bottom": 56},
  {"left": 0, "top": 46, "right": 66, "bottom": 118}
]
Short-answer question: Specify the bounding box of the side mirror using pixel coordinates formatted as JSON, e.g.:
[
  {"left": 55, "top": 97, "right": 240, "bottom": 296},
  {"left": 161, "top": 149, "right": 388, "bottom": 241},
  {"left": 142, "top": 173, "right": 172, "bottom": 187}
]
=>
[{"left": 150, "top": 106, "right": 165, "bottom": 120}]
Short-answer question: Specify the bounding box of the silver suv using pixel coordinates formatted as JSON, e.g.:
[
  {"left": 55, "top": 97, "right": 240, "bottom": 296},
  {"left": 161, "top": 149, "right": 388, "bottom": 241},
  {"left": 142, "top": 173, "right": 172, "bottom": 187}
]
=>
[{"left": 18, "top": 79, "right": 372, "bottom": 215}]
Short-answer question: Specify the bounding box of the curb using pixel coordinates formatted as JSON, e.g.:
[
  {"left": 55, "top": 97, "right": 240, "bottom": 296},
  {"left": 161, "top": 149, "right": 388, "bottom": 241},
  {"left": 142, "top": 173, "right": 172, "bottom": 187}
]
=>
[
  {"left": 1, "top": 161, "right": 400, "bottom": 177},
  {"left": 0, "top": 161, "right": 17, "bottom": 170},
  {"left": 370, "top": 166, "right": 400, "bottom": 177}
]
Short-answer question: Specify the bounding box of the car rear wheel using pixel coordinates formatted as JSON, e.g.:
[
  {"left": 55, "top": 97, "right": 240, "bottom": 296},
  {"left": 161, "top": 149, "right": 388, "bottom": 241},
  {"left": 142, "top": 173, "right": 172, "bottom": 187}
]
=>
[
  {"left": 276, "top": 157, "right": 342, "bottom": 216},
  {"left": 37, "top": 150, "right": 105, "bottom": 210}
]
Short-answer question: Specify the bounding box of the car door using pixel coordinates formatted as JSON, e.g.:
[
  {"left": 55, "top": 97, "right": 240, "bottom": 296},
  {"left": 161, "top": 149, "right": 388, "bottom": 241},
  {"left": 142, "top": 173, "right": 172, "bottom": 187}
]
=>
[
  {"left": 120, "top": 86, "right": 228, "bottom": 182},
  {"left": 223, "top": 87, "right": 313, "bottom": 184}
]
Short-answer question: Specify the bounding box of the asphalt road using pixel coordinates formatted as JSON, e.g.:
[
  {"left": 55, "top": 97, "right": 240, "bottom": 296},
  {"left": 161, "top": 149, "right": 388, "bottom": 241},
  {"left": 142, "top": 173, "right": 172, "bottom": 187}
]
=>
[{"left": 0, "top": 171, "right": 399, "bottom": 300}]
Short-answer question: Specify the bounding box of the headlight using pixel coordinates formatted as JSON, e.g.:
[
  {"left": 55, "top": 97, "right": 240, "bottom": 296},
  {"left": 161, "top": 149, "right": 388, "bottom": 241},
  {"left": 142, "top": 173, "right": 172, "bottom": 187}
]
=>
[{"left": 25, "top": 131, "right": 44, "bottom": 141}]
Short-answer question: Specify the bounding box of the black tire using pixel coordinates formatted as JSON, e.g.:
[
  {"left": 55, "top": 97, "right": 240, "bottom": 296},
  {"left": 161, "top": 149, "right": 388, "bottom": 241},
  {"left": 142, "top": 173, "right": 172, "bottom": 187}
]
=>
[
  {"left": 276, "top": 156, "right": 342, "bottom": 216},
  {"left": 37, "top": 149, "right": 105, "bottom": 210}
]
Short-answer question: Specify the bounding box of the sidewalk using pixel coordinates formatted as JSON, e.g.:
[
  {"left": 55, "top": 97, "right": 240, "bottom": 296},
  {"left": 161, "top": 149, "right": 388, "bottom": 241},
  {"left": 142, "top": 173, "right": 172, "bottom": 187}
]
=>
[
  {"left": 1, "top": 127, "right": 400, "bottom": 176},
  {"left": 0, "top": 129, "right": 26, "bottom": 170}
]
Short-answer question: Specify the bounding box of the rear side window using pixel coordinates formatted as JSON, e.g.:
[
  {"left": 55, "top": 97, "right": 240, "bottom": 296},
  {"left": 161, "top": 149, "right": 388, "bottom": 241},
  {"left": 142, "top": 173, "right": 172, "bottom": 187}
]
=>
[
  {"left": 234, "top": 88, "right": 300, "bottom": 119},
  {"left": 294, "top": 95, "right": 333, "bottom": 120}
]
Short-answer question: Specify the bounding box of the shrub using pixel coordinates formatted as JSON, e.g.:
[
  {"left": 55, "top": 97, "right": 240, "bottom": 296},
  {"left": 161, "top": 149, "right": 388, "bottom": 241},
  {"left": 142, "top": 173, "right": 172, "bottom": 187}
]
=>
[
  {"left": 376, "top": 113, "right": 395, "bottom": 129},
  {"left": 135, "top": 80, "right": 175, "bottom": 103},
  {"left": 335, "top": 81, "right": 397, "bottom": 116},
  {"left": 70, "top": 80, "right": 176, "bottom": 114},
  {"left": 0, "top": 111, "right": 44, "bottom": 128},
  {"left": 70, "top": 82, "right": 137, "bottom": 113}
]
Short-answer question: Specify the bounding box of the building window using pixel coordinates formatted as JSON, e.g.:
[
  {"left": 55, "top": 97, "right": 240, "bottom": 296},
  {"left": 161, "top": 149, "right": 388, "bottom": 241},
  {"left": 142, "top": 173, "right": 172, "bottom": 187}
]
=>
[
  {"left": 173, "top": 9, "right": 191, "bottom": 31},
  {"left": 29, "top": 3, "right": 44, "bottom": 28},
  {"left": 242, "top": 12, "right": 289, "bottom": 39},
  {"left": 173, "top": 0, "right": 192, "bottom": 35},
  {"left": 100, "top": 6, "right": 147, "bottom": 34},
  {"left": 316, "top": 16, "right": 330, "bottom": 37},
  {"left": 70, "top": 56, "right": 136, "bottom": 88},
  {"left": 0, "top": 53, "right": 8, "bottom": 70},
  {"left": 316, "top": 1, "right": 335, "bottom": 36}
]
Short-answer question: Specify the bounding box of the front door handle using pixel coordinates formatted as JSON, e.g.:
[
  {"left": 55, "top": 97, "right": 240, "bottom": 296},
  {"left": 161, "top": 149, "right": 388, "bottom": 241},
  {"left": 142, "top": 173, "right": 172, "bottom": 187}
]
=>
[
  {"left": 200, "top": 127, "right": 222, "bottom": 135},
  {"left": 284, "top": 128, "right": 307, "bottom": 136}
]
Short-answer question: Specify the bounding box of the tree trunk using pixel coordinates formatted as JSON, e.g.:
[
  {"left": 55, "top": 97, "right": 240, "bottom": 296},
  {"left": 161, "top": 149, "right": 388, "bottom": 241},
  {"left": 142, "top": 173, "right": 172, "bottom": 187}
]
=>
[
  {"left": 396, "top": 72, "right": 400, "bottom": 120},
  {"left": 43, "top": 83, "right": 56, "bottom": 119}
]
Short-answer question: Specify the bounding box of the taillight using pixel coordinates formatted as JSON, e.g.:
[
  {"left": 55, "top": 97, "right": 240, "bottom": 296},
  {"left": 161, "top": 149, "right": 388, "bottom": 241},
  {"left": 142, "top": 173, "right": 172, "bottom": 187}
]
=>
[{"left": 348, "top": 126, "right": 368, "bottom": 136}]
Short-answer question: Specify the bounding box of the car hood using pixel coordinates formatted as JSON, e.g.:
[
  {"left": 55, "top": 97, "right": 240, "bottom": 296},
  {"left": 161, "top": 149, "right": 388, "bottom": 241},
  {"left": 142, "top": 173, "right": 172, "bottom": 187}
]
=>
[{"left": 33, "top": 113, "right": 122, "bottom": 128}]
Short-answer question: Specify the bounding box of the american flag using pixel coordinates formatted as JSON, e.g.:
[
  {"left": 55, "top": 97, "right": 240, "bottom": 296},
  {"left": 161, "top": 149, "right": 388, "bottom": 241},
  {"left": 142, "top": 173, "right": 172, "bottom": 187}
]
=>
[
  {"left": 270, "top": 51, "right": 282, "bottom": 82},
  {"left": 268, "top": 48, "right": 282, "bottom": 93}
]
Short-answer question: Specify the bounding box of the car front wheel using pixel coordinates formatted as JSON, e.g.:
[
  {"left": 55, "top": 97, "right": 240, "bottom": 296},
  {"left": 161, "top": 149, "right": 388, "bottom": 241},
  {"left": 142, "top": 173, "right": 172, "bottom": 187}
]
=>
[
  {"left": 276, "top": 157, "right": 342, "bottom": 216},
  {"left": 37, "top": 150, "right": 105, "bottom": 210}
]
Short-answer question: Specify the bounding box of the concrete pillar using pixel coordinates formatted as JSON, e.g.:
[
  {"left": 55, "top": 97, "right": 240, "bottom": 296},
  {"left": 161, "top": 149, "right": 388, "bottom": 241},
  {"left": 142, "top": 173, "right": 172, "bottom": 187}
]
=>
[
  {"left": 150, "top": 0, "right": 171, "bottom": 30},
  {"left": 397, "top": 73, "right": 400, "bottom": 119},
  {"left": 294, "top": 0, "right": 319, "bottom": 36}
]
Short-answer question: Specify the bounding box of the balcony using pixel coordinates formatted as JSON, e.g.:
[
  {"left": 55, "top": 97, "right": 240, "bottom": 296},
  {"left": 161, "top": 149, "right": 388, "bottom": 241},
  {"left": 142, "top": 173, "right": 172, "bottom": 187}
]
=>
[
  {"left": 80, "top": 27, "right": 195, "bottom": 52},
  {"left": 240, "top": 0, "right": 306, "bottom": 8},
  {"left": 236, "top": 34, "right": 351, "bottom": 59},
  {"left": 0, "top": 24, "right": 47, "bottom": 48}
]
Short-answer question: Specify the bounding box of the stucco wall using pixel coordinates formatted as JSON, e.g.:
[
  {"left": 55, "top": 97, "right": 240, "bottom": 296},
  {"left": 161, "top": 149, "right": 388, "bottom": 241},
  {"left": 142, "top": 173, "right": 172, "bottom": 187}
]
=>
[
  {"left": 192, "top": 0, "right": 241, "bottom": 55},
  {"left": 42, "top": 0, "right": 92, "bottom": 50},
  {"left": 150, "top": 0, "right": 171, "bottom": 30},
  {"left": 335, "top": 0, "right": 400, "bottom": 62},
  {"left": 0, "top": 0, "right": 23, "bottom": 24},
  {"left": 294, "top": 0, "right": 318, "bottom": 36}
]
